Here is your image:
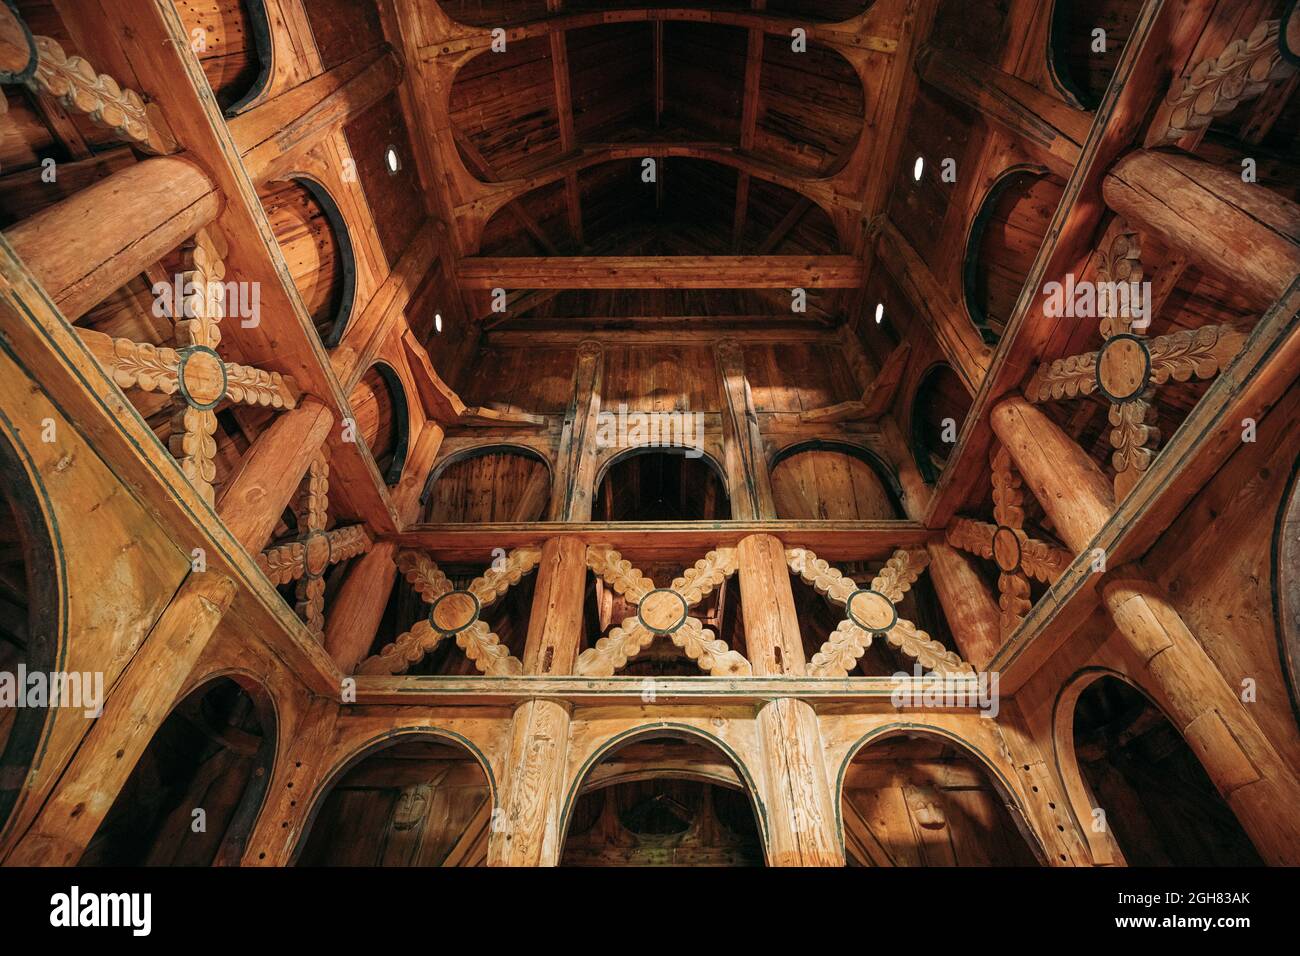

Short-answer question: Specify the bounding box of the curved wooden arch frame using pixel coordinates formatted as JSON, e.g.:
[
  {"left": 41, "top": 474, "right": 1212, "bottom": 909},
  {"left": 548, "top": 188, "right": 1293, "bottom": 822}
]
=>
[
  {"left": 1045, "top": 0, "right": 1094, "bottom": 110},
  {"left": 961, "top": 163, "right": 1052, "bottom": 347},
  {"left": 558, "top": 722, "right": 770, "bottom": 865},
  {"left": 592, "top": 443, "right": 730, "bottom": 497},
  {"left": 768, "top": 437, "right": 905, "bottom": 518},
  {"left": 1273, "top": 453, "right": 1300, "bottom": 730},
  {"left": 0, "top": 408, "right": 66, "bottom": 840},
  {"left": 907, "top": 361, "right": 969, "bottom": 486},
  {"left": 289, "top": 726, "right": 498, "bottom": 866},
  {"left": 155, "top": 670, "right": 279, "bottom": 866},
  {"left": 1048, "top": 666, "right": 1141, "bottom": 867},
  {"left": 272, "top": 175, "right": 358, "bottom": 349},
  {"left": 219, "top": 0, "right": 275, "bottom": 117},
  {"left": 835, "top": 722, "right": 1049, "bottom": 866},
  {"left": 419, "top": 442, "right": 555, "bottom": 513},
  {"left": 358, "top": 361, "right": 411, "bottom": 487}
]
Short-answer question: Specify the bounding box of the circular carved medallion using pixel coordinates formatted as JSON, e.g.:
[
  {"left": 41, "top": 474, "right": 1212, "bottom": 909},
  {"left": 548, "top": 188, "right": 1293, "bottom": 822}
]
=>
[
  {"left": 177, "top": 345, "right": 228, "bottom": 411},
  {"left": 846, "top": 588, "right": 897, "bottom": 633},
  {"left": 429, "top": 590, "right": 481, "bottom": 635},
  {"left": 638, "top": 588, "right": 690, "bottom": 635},
  {"left": 302, "top": 529, "right": 332, "bottom": 579},
  {"left": 1095, "top": 333, "right": 1151, "bottom": 404},
  {"left": 992, "top": 524, "right": 1023, "bottom": 574}
]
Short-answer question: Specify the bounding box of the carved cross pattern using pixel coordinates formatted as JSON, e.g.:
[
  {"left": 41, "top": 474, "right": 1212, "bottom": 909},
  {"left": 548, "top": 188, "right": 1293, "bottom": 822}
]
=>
[
  {"left": 787, "top": 546, "right": 971, "bottom": 678},
  {"left": 78, "top": 228, "right": 300, "bottom": 504},
  {"left": 357, "top": 548, "right": 540, "bottom": 676},
  {"left": 257, "top": 453, "right": 372, "bottom": 638},
  {"left": 1024, "top": 221, "right": 1246, "bottom": 498},
  {"left": 945, "top": 445, "right": 1073, "bottom": 637},
  {"left": 576, "top": 546, "right": 751, "bottom": 677}
]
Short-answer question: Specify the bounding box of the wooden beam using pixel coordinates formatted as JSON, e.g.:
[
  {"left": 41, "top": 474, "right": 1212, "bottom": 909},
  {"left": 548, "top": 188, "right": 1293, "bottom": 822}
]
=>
[
  {"left": 715, "top": 339, "right": 776, "bottom": 519},
  {"left": 876, "top": 220, "right": 991, "bottom": 393},
  {"left": 230, "top": 45, "right": 403, "bottom": 184},
  {"left": 915, "top": 43, "right": 1091, "bottom": 178},
  {"left": 548, "top": 341, "right": 603, "bottom": 520},
  {"left": 547, "top": 0, "right": 583, "bottom": 248},
  {"left": 458, "top": 255, "right": 863, "bottom": 289}
]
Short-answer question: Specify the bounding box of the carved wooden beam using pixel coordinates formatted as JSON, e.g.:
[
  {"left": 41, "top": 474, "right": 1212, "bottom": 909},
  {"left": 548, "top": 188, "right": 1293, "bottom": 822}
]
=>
[
  {"left": 358, "top": 548, "right": 539, "bottom": 675},
  {"left": 787, "top": 545, "right": 971, "bottom": 677},
  {"left": 0, "top": 9, "right": 177, "bottom": 154},
  {"left": 1147, "top": 18, "right": 1297, "bottom": 148},
  {"left": 576, "top": 546, "right": 751, "bottom": 677}
]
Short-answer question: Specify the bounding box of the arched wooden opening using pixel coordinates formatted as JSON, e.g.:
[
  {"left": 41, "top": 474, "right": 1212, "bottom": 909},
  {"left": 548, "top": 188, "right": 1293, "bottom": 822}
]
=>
[
  {"left": 839, "top": 728, "right": 1043, "bottom": 866},
  {"left": 256, "top": 177, "right": 356, "bottom": 347},
  {"left": 348, "top": 362, "right": 409, "bottom": 486},
  {"left": 423, "top": 446, "right": 551, "bottom": 523},
  {"left": 1058, "top": 673, "right": 1262, "bottom": 865},
  {"left": 594, "top": 448, "right": 729, "bottom": 521},
  {"left": 963, "top": 166, "right": 1066, "bottom": 344},
  {"left": 296, "top": 733, "right": 492, "bottom": 866},
  {"left": 770, "top": 440, "right": 903, "bottom": 519},
  {"left": 0, "top": 425, "right": 62, "bottom": 835},
  {"left": 81, "top": 676, "right": 276, "bottom": 865},
  {"left": 1048, "top": 0, "right": 1143, "bottom": 110},
  {"left": 559, "top": 730, "right": 766, "bottom": 866},
  {"left": 1274, "top": 456, "right": 1300, "bottom": 727},
  {"left": 909, "top": 363, "right": 971, "bottom": 484},
  {"left": 172, "top": 0, "right": 272, "bottom": 114}
]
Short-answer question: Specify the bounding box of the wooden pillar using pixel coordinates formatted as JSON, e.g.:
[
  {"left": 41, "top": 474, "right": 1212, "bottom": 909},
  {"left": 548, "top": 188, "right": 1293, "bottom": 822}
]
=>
[
  {"left": 915, "top": 44, "right": 1091, "bottom": 179},
  {"left": 925, "top": 541, "right": 1002, "bottom": 671},
  {"left": 1103, "top": 149, "right": 1300, "bottom": 310},
  {"left": 549, "top": 341, "right": 603, "bottom": 521},
  {"left": 3, "top": 574, "right": 236, "bottom": 865},
  {"left": 715, "top": 340, "right": 776, "bottom": 520},
  {"left": 4, "top": 156, "right": 218, "bottom": 322},
  {"left": 487, "top": 537, "right": 587, "bottom": 865},
  {"left": 217, "top": 398, "right": 334, "bottom": 552},
  {"left": 990, "top": 395, "right": 1300, "bottom": 863},
  {"left": 736, "top": 534, "right": 843, "bottom": 865},
  {"left": 323, "top": 541, "right": 398, "bottom": 673}
]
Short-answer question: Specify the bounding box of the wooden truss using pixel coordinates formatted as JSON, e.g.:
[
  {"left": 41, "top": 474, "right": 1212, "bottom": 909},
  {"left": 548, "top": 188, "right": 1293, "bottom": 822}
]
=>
[
  {"left": 1023, "top": 221, "right": 1245, "bottom": 498},
  {"left": 786, "top": 546, "right": 971, "bottom": 678},
  {"left": 358, "top": 548, "right": 540, "bottom": 676},
  {"left": 258, "top": 453, "right": 372, "bottom": 638},
  {"left": 946, "top": 446, "right": 1073, "bottom": 638},
  {"left": 75, "top": 228, "right": 300, "bottom": 504},
  {"left": 577, "top": 546, "right": 751, "bottom": 677}
]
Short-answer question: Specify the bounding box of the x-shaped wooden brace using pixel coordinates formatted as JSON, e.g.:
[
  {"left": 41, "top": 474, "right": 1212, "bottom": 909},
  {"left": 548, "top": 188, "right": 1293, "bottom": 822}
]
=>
[
  {"left": 357, "top": 548, "right": 540, "bottom": 676},
  {"left": 787, "top": 547, "right": 972, "bottom": 678},
  {"left": 258, "top": 453, "right": 372, "bottom": 638},
  {"left": 945, "top": 445, "right": 1073, "bottom": 637},
  {"left": 576, "top": 546, "right": 751, "bottom": 677},
  {"left": 1024, "top": 221, "right": 1246, "bottom": 498},
  {"left": 77, "top": 228, "right": 300, "bottom": 504}
]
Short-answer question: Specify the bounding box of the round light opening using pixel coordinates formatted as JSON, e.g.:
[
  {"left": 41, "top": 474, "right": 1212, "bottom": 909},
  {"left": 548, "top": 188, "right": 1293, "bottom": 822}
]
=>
[
  {"left": 434, "top": 312, "right": 443, "bottom": 334},
  {"left": 913, "top": 156, "right": 924, "bottom": 181},
  {"left": 385, "top": 146, "right": 401, "bottom": 175},
  {"left": 874, "top": 303, "right": 885, "bottom": 325}
]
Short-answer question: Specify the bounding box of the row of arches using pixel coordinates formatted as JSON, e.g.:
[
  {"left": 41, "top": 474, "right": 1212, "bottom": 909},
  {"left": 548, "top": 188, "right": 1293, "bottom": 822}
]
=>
[
  {"left": 422, "top": 440, "right": 906, "bottom": 523},
  {"left": 48, "top": 672, "right": 1260, "bottom": 866}
]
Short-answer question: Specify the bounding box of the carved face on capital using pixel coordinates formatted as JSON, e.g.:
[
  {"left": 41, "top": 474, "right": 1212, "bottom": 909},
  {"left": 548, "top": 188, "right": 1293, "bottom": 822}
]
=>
[{"left": 393, "top": 784, "right": 431, "bottom": 831}]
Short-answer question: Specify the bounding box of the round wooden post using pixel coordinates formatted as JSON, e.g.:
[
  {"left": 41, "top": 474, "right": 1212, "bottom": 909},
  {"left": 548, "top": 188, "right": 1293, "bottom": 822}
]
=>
[
  {"left": 5, "top": 156, "right": 219, "bottom": 322},
  {"left": 1103, "top": 149, "right": 1300, "bottom": 310},
  {"left": 990, "top": 395, "right": 1300, "bottom": 863},
  {"left": 737, "top": 533, "right": 844, "bottom": 866},
  {"left": 925, "top": 541, "right": 1002, "bottom": 671},
  {"left": 487, "top": 536, "right": 587, "bottom": 866}
]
